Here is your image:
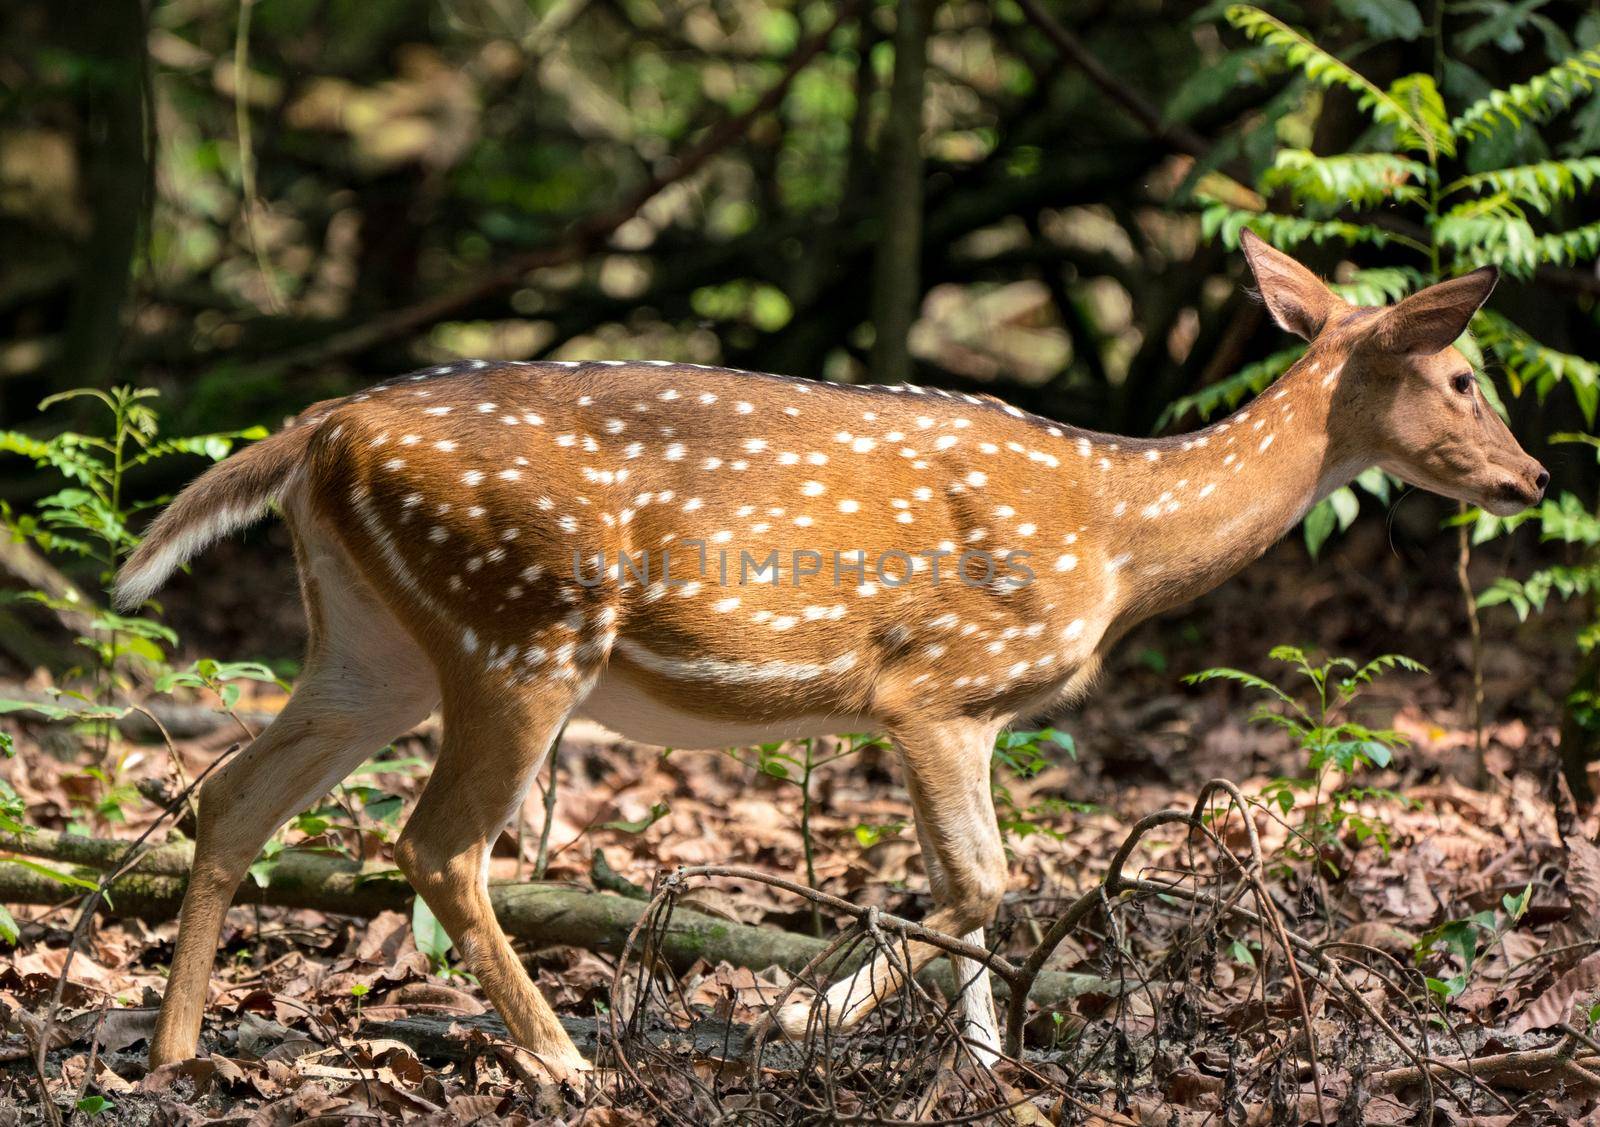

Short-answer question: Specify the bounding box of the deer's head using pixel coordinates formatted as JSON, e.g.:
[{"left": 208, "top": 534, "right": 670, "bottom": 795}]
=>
[{"left": 1241, "top": 230, "right": 1547, "bottom": 517}]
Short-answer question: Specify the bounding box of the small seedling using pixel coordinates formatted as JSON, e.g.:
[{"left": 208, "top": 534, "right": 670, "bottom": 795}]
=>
[
  {"left": 412, "top": 897, "right": 455, "bottom": 975},
  {"left": 1417, "top": 884, "right": 1533, "bottom": 1010},
  {"left": 1187, "top": 647, "right": 1422, "bottom": 877},
  {"left": 993, "top": 728, "right": 1087, "bottom": 841}
]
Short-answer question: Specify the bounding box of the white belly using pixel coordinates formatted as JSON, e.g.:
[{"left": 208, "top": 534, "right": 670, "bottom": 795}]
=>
[{"left": 576, "top": 665, "right": 875, "bottom": 750}]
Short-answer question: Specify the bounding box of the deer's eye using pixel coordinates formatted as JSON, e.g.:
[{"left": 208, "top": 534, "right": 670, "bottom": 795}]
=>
[{"left": 1452, "top": 372, "right": 1475, "bottom": 395}]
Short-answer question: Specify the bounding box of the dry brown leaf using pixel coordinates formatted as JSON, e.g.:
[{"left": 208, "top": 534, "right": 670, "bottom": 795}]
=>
[
  {"left": 1512, "top": 950, "right": 1600, "bottom": 1033},
  {"left": 1336, "top": 921, "right": 1420, "bottom": 957},
  {"left": 1566, "top": 835, "right": 1600, "bottom": 937},
  {"left": 385, "top": 980, "right": 486, "bottom": 1014}
]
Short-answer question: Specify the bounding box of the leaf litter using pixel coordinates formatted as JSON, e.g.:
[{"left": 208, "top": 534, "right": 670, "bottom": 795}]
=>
[{"left": 1, "top": 524, "right": 1598, "bottom": 1122}]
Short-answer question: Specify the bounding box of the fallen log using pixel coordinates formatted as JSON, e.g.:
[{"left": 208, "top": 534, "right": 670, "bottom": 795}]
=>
[
  {"left": 0, "top": 830, "right": 1108, "bottom": 1009},
  {"left": 363, "top": 1011, "right": 780, "bottom": 1065}
]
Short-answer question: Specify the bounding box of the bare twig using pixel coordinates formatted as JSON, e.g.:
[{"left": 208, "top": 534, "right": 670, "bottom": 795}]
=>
[
  {"left": 1457, "top": 509, "right": 1488, "bottom": 787},
  {"left": 533, "top": 722, "right": 566, "bottom": 880},
  {"left": 1011, "top": 0, "right": 1211, "bottom": 159},
  {"left": 1002, "top": 808, "right": 1192, "bottom": 1056}
]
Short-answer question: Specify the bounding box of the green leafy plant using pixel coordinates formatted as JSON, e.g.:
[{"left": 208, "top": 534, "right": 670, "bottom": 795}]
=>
[
  {"left": 851, "top": 819, "right": 907, "bottom": 849},
  {"left": 602, "top": 802, "right": 672, "bottom": 835},
  {"left": 245, "top": 753, "right": 424, "bottom": 884},
  {"left": 720, "top": 726, "right": 1081, "bottom": 933},
  {"left": 0, "top": 388, "right": 264, "bottom": 687},
  {"left": 1416, "top": 884, "right": 1532, "bottom": 1004},
  {"left": 1467, "top": 433, "right": 1600, "bottom": 793},
  {"left": 412, "top": 897, "right": 455, "bottom": 974},
  {"left": 1186, "top": 647, "right": 1422, "bottom": 876},
  {"left": 0, "top": 388, "right": 265, "bottom": 763},
  {"left": 71, "top": 756, "right": 144, "bottom": 833},
  {"left": 991, "top": 728, "right": 1090, "bottom": 841},
  {"left": 1164, "top": 5, "right": 1598, "bottom": 555},
  {"left": 74, "top": 1096, "right": 115, "bottom": 1119},
  {"left": 723, "top": 733, "right": 888, "bottom": 934},
  {"left": 0, "top": 746, "right": 97, "bottom": 943},
  {"left": 156, "top": 658, "right": 287, "bottom": 717},
  {"left": 0, "top": 390, "right": 325, "bottom": 902}
]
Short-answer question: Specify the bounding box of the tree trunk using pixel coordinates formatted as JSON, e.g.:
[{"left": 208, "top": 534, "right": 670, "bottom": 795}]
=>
[
  {"left": 54, "top": 0, "right": 150, "bottom": 391},
  {"left": 867, "top": 0, "right": 934, "bottom": 385}
]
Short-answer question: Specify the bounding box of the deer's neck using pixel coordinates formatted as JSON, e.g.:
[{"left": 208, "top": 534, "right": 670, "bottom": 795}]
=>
[{"left": 1090, "top": 357, "right": 1363, "bottom": 629}]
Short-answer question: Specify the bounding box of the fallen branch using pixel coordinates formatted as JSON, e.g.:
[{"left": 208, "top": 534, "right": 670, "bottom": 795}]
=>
[
  {"left": 0, "top": 830, "right": 1105, "bottom": 1009},
  {"left": 0, "top": 684, "right": 274, "bottom": 742},
  {"left": 1369, "top": 1043, "right": 1600, "bottom": 1095}
]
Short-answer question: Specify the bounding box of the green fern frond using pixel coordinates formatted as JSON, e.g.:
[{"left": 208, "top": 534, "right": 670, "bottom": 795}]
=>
[
  {"left": 1155, "top": 346, "right": 1305, "bottom": 431},
  {"left": 1445, "top": 157, "right": 1600, "bottom": 214},
  {"left": 1437, "top": 205, "right": 1541, "bottom": 276},
  {"left": 1451, "top": 209, "right": 1600, "bottom": 276},
  {"left": 1443, "top": 189, "right": 1528, "bottom": 221},
  {"left": 1388, "top": 73, "right": 1454, "bottom": 159},
  {"left": 1226, "top": 6, "right": 1450, "bottom": 157},
  {"left": 1479, "top": 561, "right": 1600, "bottom": 620},
  {"left": 1451, "top": 45, "right": 1600, "bottom": 142},
  {"left": 1200, "top": 201, "right": 1410, "bottom": 253},
  {"left": 1535, "top": 219, "right": 1600, "bottom": 267},
  {"left": 1328, "top": 266, "right": 1430, "bottom": 305},
  {"left": 1260, "top": 149, "right": 1429, "bottom": 208},
  {"left": 1475, "top": 309, "right": 1600, "bottom": 423}
]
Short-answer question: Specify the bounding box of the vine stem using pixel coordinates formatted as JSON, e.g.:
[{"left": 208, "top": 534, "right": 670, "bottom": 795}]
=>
[
  {"left": 1458, "top": 511, "right": 1488, "bottom": 786},
  {"left": 532, "top": 723, "right": 565, "bottom": 880},
  {"left": 800, "top": 738, "right": 821, "bottom": 937}
]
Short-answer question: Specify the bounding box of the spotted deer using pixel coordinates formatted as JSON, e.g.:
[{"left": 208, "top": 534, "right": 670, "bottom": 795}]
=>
[{"left": 117, "top": 232, "right": 1545, "bottom": 1073}]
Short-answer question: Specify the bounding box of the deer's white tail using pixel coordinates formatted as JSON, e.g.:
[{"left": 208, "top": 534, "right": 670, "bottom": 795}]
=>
[{"left": 113, "top": 421, "right": 318, "bottom": 611}]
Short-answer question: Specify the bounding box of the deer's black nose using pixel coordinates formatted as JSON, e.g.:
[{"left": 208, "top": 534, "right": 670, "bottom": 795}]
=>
[{"left": 1535, "top": 469, "right": 1550, "bottom": 492}]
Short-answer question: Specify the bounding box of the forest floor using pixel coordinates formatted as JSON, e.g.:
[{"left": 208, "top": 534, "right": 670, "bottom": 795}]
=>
[{"left": 3, "top": 515, "right": 1599, "bottom": 1124}]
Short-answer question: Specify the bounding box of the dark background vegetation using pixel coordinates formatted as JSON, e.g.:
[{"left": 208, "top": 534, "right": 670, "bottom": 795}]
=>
[
  {"left": 5, "top": 0, "right": 1598, "bottom": 752},
  {"left": 0, "top": 0, "right": 1595, "bottom": 763}
]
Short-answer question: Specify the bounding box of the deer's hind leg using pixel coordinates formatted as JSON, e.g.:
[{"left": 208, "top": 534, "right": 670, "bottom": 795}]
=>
[
  {"left": 152, "top": 530, "right": 439, "bottom": 1067},
  {"left": 394, "top": 653, "right": 601, "bottom": 1073}
]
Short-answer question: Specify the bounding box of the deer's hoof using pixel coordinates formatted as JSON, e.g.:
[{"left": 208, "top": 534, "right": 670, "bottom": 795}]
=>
[
  {"left": 497, "top": 1044, "right": 594, "bottom": 1086},
  {"left": 744, "top": 998, "right": 820, "bottom": 1052}
]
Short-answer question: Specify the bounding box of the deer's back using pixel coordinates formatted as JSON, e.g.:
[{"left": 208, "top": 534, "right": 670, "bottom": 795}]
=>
[{"left": 295, "top": 361, "right": 1108, "bottom": 734}]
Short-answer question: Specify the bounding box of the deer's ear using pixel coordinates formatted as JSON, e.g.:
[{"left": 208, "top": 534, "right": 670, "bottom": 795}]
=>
[
  {"left": 1373, "top": 267, "right": 1498, "bottom": 355},
  {"left": 1240, "top": 229, "right": 1343, "bottom": 341}
]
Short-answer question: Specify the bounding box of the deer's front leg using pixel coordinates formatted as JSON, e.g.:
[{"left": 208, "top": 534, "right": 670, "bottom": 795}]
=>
[
  {"left": 916, "top": 821, "right": 1002, "bottom": 1066},
  {"left": 770, "top": 718, "right": 1007, "bottom": 1059}
]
